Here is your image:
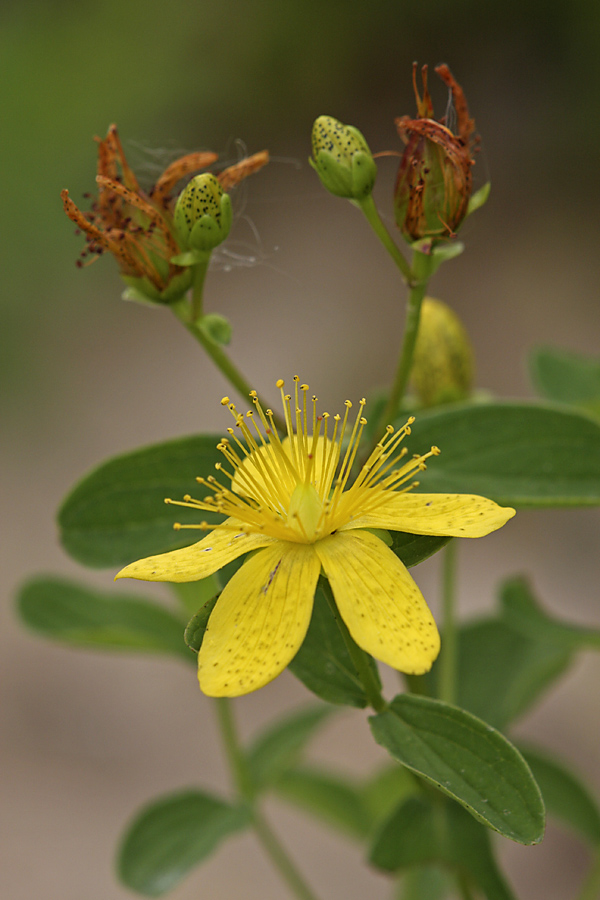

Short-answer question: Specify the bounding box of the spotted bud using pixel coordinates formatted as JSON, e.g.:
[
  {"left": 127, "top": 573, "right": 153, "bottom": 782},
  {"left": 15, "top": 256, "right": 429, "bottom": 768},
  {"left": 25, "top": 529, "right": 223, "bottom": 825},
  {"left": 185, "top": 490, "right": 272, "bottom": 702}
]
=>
[
  {"left": 174, "top": 173, "right": 233, "bottom": 254},
  {"left": 310, "top": 116, "right": 376, "bottom": 200},
  {"left": 411, "top": 297, "right": 474, "bottom": 407}
]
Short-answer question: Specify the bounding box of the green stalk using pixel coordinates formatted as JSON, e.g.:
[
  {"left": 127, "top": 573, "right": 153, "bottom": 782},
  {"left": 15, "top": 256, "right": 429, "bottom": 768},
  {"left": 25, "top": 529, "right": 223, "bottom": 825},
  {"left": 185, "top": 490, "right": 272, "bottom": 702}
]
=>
[
  {"left": 190, "top": 254, "right": 210, "bottom": 322},
  {"left": 357, "top": 194, "right": 412, "bottom": 282},
  {"left": 438, "top": 540, "right": 458, "bottom": 705},
  {"left": 375, "top": 248, "right": 434, "bottom": 434},
  {"left": 213, "top": 698, "right": 323, "bottom": 900},
  {"left": 171, "top": 285, "right": 286, "bottom": 433},
  {"left": 321, "top": 578, "right": 387, "bottom": 713}
]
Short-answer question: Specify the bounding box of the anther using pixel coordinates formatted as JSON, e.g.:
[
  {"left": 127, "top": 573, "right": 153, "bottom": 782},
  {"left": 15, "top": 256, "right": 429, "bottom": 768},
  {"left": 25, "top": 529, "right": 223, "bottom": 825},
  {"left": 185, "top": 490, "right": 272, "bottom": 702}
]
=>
[
  {"left": 276, "top": 379, "right": 284, "bottom": 388},
  {"left": 220, "top": 397, "right": 229, "bottom": 405},
  {"left": 173, "top": 523, "right": 181, "bottom": 530}
]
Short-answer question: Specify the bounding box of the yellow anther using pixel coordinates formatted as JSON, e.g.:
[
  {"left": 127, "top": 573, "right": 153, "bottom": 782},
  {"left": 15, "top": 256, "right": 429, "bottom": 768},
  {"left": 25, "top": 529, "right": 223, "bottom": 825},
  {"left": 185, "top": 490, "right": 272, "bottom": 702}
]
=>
[
  {"left": 249, "top": 390, "right": 257, "bottom": 398},
  {"left": 293, "top": 375, "right": 299, "bottom": 381},
  {"left": 276, "top": 379, "right": 284, "bottom": 388},
  {"left": 360, "top": 417, "right": 367, "bottom": 425},
  {"left": 432, "top": 445, "right": 441, "bottom": 455},
  {"left": 345, "top": 400, "right": 352, "bottom": 408},
  {"left": 184, "top": 494, "right": 192, "bottom": 501},
  {"left": 221, "top": 396, "right": 230, "bottom": 405},
  {"left": 407, "top": 416, "right": 416, "bottom": 425},
  {"left": 173, "top": 522, "right": 181, "bottom": 530},
  {"left": 300, "top": 383, "right": 309, "bottom": 391}
]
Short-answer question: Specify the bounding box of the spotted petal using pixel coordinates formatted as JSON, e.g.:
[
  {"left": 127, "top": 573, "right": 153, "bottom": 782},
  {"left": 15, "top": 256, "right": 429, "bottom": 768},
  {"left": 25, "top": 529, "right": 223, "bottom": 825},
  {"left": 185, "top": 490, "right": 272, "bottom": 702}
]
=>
[
  {"left": 198, "top": 542, "right": 321, "bottom": 696},
  {"left": 115, "top": 519, "right": 275, "bottom": 583},
  {"left": 343, "top": 493, "right": 515, "bottom": 538},
  {"left": 315, "top": 529, "right": 440, "bottom": 674}
]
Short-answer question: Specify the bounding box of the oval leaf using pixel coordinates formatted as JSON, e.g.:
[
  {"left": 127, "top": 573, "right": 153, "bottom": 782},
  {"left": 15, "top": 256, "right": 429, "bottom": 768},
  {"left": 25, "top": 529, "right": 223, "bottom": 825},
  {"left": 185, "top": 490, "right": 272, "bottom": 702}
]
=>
[
  {"left": 408, "top": 402, "right": 600, "bottom": 506},
  {"left": 519, "top": 744, "right": 600, "bottom": 845},
  {"left": 422, "top": 617, "right": 572, "bottom": 731},
  {"left": 58, "top": 435, "right": 224, "bottom": 568},
  {"left": 17, "top": 576, "right": 191, "bottom": 661},
  {"left": 371, "top": 795, "right": 517, "bottom": 900},
  {"left": 369, "top": 694, "right": 545, "bottom": 844},
  {"left": 530, "top": 346, "right": 600, "bottom": 418},
  {"left": 246, "top": 704, "right": 333, "bottom": 790},
  {"left": 118, "top": 790, "right": 250, "bottom": 896}
]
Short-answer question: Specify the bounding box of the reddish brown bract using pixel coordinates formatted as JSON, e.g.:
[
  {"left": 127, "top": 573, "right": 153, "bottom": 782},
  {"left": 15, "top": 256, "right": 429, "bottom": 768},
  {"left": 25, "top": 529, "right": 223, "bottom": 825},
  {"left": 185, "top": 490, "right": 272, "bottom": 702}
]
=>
[
  {"left": 394, "top": 64, "right": 477, "bottom": 244},
  {"left": 62, "top": 125, "right": 269, "bottom": 302}
]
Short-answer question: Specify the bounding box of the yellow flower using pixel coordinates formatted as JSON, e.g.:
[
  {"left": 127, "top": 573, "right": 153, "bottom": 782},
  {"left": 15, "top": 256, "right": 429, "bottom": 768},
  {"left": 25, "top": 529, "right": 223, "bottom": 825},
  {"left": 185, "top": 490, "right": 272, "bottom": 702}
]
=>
[{"left": 116, "top": 379, "right": 515, "bottom": 697}]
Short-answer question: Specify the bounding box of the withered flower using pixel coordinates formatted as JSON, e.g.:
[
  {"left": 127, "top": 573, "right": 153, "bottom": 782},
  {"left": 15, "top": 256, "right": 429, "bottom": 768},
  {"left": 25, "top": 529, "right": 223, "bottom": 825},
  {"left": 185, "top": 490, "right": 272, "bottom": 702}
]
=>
[
  {"left": 394, "top": 64, "right": 477, "bottom": 244},
  {"left": 61, "top": 125, "right": 268, "bottom": 304}
]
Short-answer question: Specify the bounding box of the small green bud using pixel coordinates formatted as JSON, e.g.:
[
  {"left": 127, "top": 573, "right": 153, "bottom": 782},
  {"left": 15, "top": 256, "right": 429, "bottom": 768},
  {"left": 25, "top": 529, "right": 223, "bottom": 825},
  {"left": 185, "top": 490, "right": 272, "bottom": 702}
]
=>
[
  {"left": 174, "top": 173, "right": 233, "bottom": 253},
  {"left": 411, "top": 297, "right": 475, "bottom": 407},
  {"left": 201, "top": 313, "right": 232, "bottom": 346},
  {"left": 310, "top": 116, "right": 376, "bottom": 200}
]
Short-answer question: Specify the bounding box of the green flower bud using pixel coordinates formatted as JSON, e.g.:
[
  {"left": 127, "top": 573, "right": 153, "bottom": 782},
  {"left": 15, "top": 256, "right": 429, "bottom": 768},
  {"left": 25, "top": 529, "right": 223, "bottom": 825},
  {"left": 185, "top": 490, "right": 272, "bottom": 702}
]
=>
[
  {"left": 174, "top": 173, "right": 233, "bottom": 254},
  {"left": 411, "top": 297, "right": 474, "bottom": 407},
  {"left": 201, "top": 313, "right": 232, "bottom": 346},
  {"left": 310, "top": 116, "right": 376, "bottom": 200}
]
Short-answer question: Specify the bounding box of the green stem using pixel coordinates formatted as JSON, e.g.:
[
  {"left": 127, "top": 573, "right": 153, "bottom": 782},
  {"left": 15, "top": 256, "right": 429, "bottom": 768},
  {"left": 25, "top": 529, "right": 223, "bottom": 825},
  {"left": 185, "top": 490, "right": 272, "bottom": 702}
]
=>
[
  {"left": 577, "top": 850, "right": 600, "bottom": 900},
  {"left": 375, "top": 248, "right": 434, "bottom": 434},
  {"left": 251, "top": 810, "right": 323, "bottom": 900},
  {"left": 190, "top": 255, "right": 210, "bottom": 322},
  {"left": 213, "top": 697, "right": 254, "bottom": 800},
  {"left": 439, "top": 540, "right": 458, "bottom": 705},
  {"left": 171, "top": 301, "right": 286, "bottom": 433},
  {"left": 213, "top": 698, "right": 323, "bottom": 900},
  {"left": 357, "top": 194, "right": 412, "bottom": 282},
  {"left": 456, "top": 871, "right": 476, "bottom": 900},
  {"left": 321, "top": 578, "right": 387, "bottom": 713}
]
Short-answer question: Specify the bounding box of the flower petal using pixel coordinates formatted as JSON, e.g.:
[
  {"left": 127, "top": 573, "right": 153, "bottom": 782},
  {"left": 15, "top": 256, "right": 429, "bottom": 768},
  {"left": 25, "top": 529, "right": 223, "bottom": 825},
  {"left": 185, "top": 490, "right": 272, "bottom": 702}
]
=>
[
  {"left": 315, "top": 529, "right": 439, "bottom": 675},
  {"left": 115, "top": 519, "right": 275, "bottom": 583},
  {"left": 198, "top": 542, "right": 321, "bottom": 696},
  {"left": 343, "top": 493, "right": 515, "bottom": 538}
]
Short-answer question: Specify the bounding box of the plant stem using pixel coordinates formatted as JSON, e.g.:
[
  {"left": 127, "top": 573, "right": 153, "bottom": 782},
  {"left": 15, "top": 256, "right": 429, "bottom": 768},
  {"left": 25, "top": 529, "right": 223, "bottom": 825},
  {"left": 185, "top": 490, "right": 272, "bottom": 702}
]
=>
[
  {"left": 456, "top": 871, "right": 476, "bottom": 900},
  {"left": 191, "top": 255, "right": 210, "bottom": 322},
  {"left": 213, "top": 698, "right": 323, "bottom": 900},
  {"left": 251, "top": 810, "right": 323, "bottom": 900},
  {"left": 171, "top": 300, "right": 286, "bottom": 432},
  {"left": 214, "top": 697, "right": 254, "bottom": 800},
  {"left": 375, "top": 248, "right": 434, "bottom": 434},
  {"left": 439, "top": 540, "right": 458, "bottom": 705},
  {"left": 577, "top": 850, "right": 600, "bottom": 900},
  {"left": 357, "top": 194, "right": 412, "bottom": 282},
  {"left": 321, "top": 578, "right": 387, "bottom": 713}
]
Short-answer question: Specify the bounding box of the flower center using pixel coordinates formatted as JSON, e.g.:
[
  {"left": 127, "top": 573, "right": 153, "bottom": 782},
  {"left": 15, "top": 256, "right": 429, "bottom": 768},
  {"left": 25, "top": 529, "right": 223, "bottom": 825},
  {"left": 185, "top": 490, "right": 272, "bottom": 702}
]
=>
[
  {"left": 164, "top": 377, "right": 440, "bottom": 545},
  {"left": 287, "top": 482, "right": 324, "bottom": 542}
]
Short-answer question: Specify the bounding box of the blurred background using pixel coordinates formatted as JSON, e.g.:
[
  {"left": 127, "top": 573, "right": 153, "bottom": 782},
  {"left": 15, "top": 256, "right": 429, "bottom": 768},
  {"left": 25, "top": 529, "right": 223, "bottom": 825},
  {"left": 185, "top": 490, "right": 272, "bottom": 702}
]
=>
[{"left": 2, "top": 1, "right": 600, "bottom": 897}]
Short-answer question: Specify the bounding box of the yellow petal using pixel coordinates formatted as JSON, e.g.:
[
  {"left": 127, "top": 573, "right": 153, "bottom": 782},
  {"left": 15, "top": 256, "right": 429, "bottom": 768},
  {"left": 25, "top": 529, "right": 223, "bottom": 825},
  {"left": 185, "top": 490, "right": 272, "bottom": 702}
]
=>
[
  {"left": 115, "top": 519, "right": 275, "bottom": 583},
  {"left": 343, "top": 492, "right": 515, "bottom": 538},
  {"left": 315, "top": 529, "right": 440, "bottom": 675},
  {"left": 198, "top": 542, "right": 321, "bottom": 696}
]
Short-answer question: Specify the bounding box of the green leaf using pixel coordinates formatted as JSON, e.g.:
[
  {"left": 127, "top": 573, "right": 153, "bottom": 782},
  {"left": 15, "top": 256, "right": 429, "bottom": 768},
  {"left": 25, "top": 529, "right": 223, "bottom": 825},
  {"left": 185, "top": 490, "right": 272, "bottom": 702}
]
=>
[
  {"left": 429, "top": 240, "right": 464, "bottom": 275},
  {"left": 58, "top": 435, "right": 224, "bottom": 568},
  {"left": 288, "top": 584, "right": 381, "bottom": 707},
  {"left": 390, "top": 531, "right": 451, "bottom": 568},
  {"left": 407, "top": 402, "right": 600, "bottom": 506},
  {"left": 369, "top": 694, "right": 545, "bottom": 844},
  {"left": 17, "top": 577, "right": 191, "bottom": 662},
  {"left": 519, "top": 745, "right": 600, "bottom": 845},
  {"left": 275, "top": 766, "right": 369, "bottom": 839},
  {"left": 530, "top": 346, "right": 600, "bottom": 418},
  {"left": 500, "top": 576, "right": 600, "bottom": 650},
  {"left": 398, "top": 865, "right": 453, "bottom": 900},
  {"left": 118, "top": 790, "right": 250, "bottom": 896},
  {"left": 371, "top": 796, "right": 517, "bottom": 900},
  {"left": 246, "top": 705, "right": 333, "bottom": 791},
  {"left": 171, "top": 574, "right": 221, "bottom": 616},
  {"left": 466, "top": 181, "right": 491, "bottom": 216},
  {"left": 424, "top": 617, "right": 572, "bottom": 731},
  {"left": 183, "top": 594, "right": 219, "bottom": 653},
  {"left": 361, "top": 764, "right": 417, "bottom": 829}
]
